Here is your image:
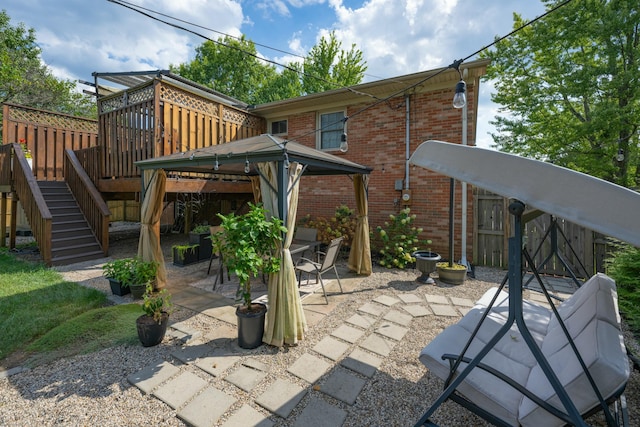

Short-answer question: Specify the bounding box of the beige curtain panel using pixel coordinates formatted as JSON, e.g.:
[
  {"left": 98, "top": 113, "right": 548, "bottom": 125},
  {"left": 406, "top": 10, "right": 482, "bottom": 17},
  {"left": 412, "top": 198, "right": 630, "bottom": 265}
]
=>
[
  {"left": 137, "top": 169, "right": 167, "bottom": 289},
  {"left": 348, "top": 174, "right": 372, "bottom": 275},
  {"left": 260, "top": 161, "right": 307, "bottom": 347}
]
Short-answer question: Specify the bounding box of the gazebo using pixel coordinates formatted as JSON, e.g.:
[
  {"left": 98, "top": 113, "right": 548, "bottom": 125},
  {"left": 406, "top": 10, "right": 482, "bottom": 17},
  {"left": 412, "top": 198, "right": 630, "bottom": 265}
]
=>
[{"left": 134, "top": 133, "right": 373, "bottom": 347}]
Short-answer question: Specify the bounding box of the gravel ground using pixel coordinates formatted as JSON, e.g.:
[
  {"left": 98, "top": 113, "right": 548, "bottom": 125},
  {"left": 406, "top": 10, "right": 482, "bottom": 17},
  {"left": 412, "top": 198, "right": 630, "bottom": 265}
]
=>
[{"left": 1, "top": 226, "right": 639, "bottom": 426}]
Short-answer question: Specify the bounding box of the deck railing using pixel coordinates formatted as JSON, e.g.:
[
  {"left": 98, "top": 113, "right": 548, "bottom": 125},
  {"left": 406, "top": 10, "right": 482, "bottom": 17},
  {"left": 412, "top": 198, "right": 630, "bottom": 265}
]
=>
[
  {"left": 64, "top": 149, "right": 110, "bottom": 256},
  {"left": 72, "top": 146, "right": 102, "bottom": 185},
  {"left": 0, "top": 144, "right": 11, "bottom": 187},
  {"left": 11, "top": 143, "right": 53, "bottom": 264}
]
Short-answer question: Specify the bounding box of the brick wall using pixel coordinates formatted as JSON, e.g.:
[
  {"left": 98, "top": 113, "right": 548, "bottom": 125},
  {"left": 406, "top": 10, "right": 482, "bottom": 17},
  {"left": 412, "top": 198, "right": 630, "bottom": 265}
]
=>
[{"left": 289, "top": 86, "right": 477, "bottom": 261}]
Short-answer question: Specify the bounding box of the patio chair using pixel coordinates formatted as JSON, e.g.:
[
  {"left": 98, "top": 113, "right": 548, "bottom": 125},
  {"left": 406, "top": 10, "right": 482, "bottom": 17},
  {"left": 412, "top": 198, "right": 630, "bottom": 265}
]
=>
[
  {"left": 293, "top": 227, "right": 319, "bottom": 259},
  {"left": 295, "top": 236, "right": 344, "bottom": 304},
  {"left": 207, "top": 226, "right": 229, "bottom": 290}
]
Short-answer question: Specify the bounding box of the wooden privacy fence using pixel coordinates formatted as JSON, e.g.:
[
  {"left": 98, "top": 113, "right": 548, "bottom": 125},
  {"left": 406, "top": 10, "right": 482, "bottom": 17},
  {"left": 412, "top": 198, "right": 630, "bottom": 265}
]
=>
[
  {"left": 2, "top": 103, "right": 99, "bottom": 181},
  {"left": 473, "top": 188, "right": 612, "bottom": 276}
]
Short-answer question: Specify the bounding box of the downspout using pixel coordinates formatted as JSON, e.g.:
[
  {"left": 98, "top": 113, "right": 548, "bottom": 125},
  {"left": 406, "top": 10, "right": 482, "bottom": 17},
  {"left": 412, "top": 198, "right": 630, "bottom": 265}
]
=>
[{"left": 405, "top": 95, "right": 410, "bottom": 190}]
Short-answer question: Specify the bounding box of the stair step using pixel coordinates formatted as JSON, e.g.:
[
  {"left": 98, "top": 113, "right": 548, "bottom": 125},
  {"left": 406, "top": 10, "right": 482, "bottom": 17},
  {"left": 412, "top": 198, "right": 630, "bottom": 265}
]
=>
[
  {"left": 52, "top": 234, "right": 99, "bottom": 247},
  {"left": 52, "top": 227, "right": 92, "bottom": 238},
  {"left": 50, "top": 250, "right": 106, "bottom": 266},
  {"left": 52, "top": 213, "right": 85, "bottom": 223},
  {"left": 51, "top": 242, "right": 103, "bottom": 259},
  {"left": 45, "top": 199, "right": 76, "bottom": 207},
  {"left": 49, "top": 206, "right": 82, "bottom": 215},
  {"left": 52, "top": 220, "right": 90, "bottom": 231}
]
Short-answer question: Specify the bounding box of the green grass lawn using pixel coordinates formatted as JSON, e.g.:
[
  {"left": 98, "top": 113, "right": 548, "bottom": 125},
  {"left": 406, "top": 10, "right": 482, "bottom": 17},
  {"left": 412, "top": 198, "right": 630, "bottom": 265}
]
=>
[{"left": 0, "top": 248, "right": 140, "bottom": 367}]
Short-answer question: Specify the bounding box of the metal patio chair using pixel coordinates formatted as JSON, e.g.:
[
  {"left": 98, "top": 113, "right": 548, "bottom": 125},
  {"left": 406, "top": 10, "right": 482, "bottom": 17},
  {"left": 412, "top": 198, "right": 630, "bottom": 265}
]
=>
[{"left": 294, "top": 236, "right": 344, "bottom": 304}]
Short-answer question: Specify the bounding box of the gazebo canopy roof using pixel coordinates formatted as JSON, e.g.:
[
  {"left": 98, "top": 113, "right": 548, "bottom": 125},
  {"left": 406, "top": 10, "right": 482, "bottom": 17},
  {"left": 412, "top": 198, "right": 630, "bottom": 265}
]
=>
[{"left": 135, "top": 134, "right": 372, "bottom": 176}]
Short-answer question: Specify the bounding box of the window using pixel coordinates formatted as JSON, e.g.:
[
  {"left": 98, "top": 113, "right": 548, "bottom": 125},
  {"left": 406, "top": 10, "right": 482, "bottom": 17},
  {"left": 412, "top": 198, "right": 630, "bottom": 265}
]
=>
[
  {"left": 318, "top": 111, "right": 345, "bottom": 151},
  {"left": 270, "top": 119, "right": 287, "bottom": 135}
]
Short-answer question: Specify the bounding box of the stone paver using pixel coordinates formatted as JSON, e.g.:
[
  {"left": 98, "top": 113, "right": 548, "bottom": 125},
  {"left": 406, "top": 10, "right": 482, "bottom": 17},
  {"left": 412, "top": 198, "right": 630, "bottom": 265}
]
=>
[
  {"left": 373, "top": 295, "right": 400, "bottom": 306},
  {"left": 203, "top": 305, "right": 238, "bottom": 325},
  {"left": 375, "top": 322, "right": 409, "bottom": 341},
  {"left": 397, "top": 293, "right": 423, "bottom": 304},
  {"left": 320, "top": 367, "right": 367, "bottom": 405},
  {"left": 287, "top": 353, "right": 331, "bottom": 383},
  {"left": 225, "top": 365, "right": 268, "bottom": 392},
  {"left": 177, "top": 386, "right": 236, "bottom": 427},
  {"left": 449, "top": 296, "right": 474, "bottom": 307},
  {"left": 195, "top": 349, "right": 241, "bottom": 377},
  {"left": 221, "top": 404, "right": 274, "bottom": 427},
  {"left": 383, "top": 309, "right": 413, "bottom": 326},
  {"left": 331, "top": 324, "right": 365, "bottom": 343},
  {"left": 171, "top": 344, "right": 211, "bottom": 364},
  {"left": 244, "top": 358, "right": 270, "bottom": 373},
  {"left": 128, "top": 360, "right": 180, "bottom": 394},
  {"left": 255, "top": 379, "right": 306, "bottom": 418},
  {"left": 341, "top": 348, "right": 382, "bottom": 378},
  {"left": 312, "top": 336, "right": 350, "bottom": 361},
  {"left": 293, "top": 397, "right": 347, "bottom": 427},
  {"left": 425, "top": 294, "right": 449, "bottom": 305},
  {"left": 357, "top": 302, "right": 384, "bottom": 317},
  {"left": 153, "top": 371, "right": 208, "bottom": 409},
  {"left": 402, "top": 305, "right": 431, "bottom": 317},
  {"left": 359, "top": 334, "right": 396, "bottom": 357},
  {"left": 170, "top": 320, "right": 203, "bottom": 342},
  {"left": 345, "top": 313, "right": 376, "bottom": 329},
  {"left": 430, "top": 304, "right": 459, "bottom": 317}
]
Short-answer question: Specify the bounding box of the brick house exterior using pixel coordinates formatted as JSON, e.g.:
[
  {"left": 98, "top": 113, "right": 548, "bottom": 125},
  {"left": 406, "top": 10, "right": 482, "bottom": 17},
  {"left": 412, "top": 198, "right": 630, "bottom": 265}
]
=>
[{"left": 253, "top": 59, "right": 488, "bottom": 260}]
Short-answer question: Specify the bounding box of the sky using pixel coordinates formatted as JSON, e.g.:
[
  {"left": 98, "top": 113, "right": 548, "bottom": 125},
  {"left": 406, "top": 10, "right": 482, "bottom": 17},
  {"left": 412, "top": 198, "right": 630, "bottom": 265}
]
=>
[{"left": 2, "top": 0, "right": 547, "bottom": 148}]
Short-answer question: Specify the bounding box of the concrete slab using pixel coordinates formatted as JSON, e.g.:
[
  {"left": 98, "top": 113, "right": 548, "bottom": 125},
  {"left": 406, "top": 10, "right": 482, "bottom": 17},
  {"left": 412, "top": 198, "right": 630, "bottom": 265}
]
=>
[
  {"left": 255, "top": 379, "right": 306, "bottom": 418},
  {"left": 373, "top": 295, "right": 400, "bottom": 306},
  {"left": 195, "top": 349, "right": 241, "bottom": 377},
  {"left": 153, "top": 371, "right": 208, "bottom": 409},
  {"left": 383, "top": 309, "right": 413, "bottom": 326},
  {"left": 177, "top": 386, "right": 236, "bottom": 427},
  {"left": 345, "top": 313, "right": 376, "bottom": 329},
  {"left": 293, "top": 396, "right": 347, "bottom": 427},
  {"left": 205, "top": 323, "right": 237, "bottom": 344},
  {"left": 203, "top": 305, "right": 238, "bottom": 325},
  {"left": 303, "top": 308, "right": 326, "bottom": 327},
  {"left": 402, "top": 305, "right": 431, "bottom": 317},
  {"left": 449, "top": 296, "right": 474, "bottom": 307},
  {"left": 171, "top": 344, "right": 212, "bottom": 364},
  {"left": 221, "top": 404, "right": 274, "bottom": 427},
  {"left": 341, "top": 348, "right": 382, "bottom": 378},
  {"left": 128, "top": 360, "right": 180, "bottom": 394},
  {"left": 430, "top": 304, "right": 459, "bottom": 317},
  {"left": 425, "top": 294, "right": 449, "bottom": 305},
  {"left": 170, "top": 320, "right": 203, "bottom": 342},
  {"left": 225, "top": 365, "right": 267, "bottom": 392},
  {"left": 320, "top": 367, "right": 367, "bottom": 405},
  {"left": 331, "top": 324, "right": 365, "bottom": 344},
  {"left": 359, "top": 334, "right": 396, "bottom": 357},
  {"left": 374, "top": 322, "right": 409, "bottom": 341},
  {"left": 312, "top": 336, "right": 350, "bottom": 361},
  {"left": 357, "top": 302, "right": 384, "bottom": 317},
  {"left": 243, "top": 358, "right": 270, "bottom": 373},
  {"left": 287, "top": 353, "right": 332, "bottom": 384},
  {"left": 397, "top": 293, "right": 423, "bottom": 304}
]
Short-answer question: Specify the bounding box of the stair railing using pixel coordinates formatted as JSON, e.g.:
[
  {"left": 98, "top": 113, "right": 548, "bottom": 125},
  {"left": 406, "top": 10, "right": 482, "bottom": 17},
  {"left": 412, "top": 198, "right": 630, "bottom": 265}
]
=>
[
  {"left": 10, "top": 143, "right": 53, "bottom": 264},
  {"left": 63, "top": 149, "right": 110, "bottom": 256}
]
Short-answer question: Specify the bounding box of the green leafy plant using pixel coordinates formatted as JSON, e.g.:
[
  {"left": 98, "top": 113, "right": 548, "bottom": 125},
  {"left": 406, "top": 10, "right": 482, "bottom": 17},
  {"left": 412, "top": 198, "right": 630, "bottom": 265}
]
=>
[
  {"left": 299, "top": 204, "right": 357, "bottom": 247},
  {"left": 141, "top": 282, "right": 173, "bottom": 323},
  {"left": 102, "top": 257, "right": 157, "bottom": 286},
  {"left": 374, "top": 207, "right": 428, "bottom": 269},
  {"left": 606, "top": 242, "right": 640, "bottom": 334},
  {"left": 212, "top": 203, "right": 287, "bottom": 311},
  {"left": 172, "top": 244, "right": 199, "bottom": 259},
  {"left": 191, "top": 224, "right": 210, "bottom": 234}
]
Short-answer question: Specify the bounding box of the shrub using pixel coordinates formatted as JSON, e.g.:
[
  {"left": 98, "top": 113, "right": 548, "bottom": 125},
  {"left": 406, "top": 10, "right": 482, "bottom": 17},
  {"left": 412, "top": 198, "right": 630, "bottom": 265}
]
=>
[
  {"left": 299, "top": 205, "right": 357, "bottom": 247},
  {"left": 373, "top": 207, "right": 429, "bottom": 269},
  {"left": 606, "top": 242, "right": 640, "bottom": 334}
]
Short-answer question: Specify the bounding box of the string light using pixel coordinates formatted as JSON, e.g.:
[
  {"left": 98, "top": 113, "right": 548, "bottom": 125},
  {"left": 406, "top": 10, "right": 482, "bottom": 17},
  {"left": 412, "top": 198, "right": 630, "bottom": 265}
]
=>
[
  {"left": 339, "top": 132, "right": 348, "bottom": 153},
  {"left": 214, "top": 154, "right": 219, "bottom": 170},
  {"left": 244, "top": 156, "right": 250, "bottom": 174}
]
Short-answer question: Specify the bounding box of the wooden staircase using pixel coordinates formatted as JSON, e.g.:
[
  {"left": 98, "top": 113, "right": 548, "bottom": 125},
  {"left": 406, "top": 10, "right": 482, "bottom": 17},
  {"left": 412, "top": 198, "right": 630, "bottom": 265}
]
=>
[{"left": 38, "top": 181, "right": 105, "bottom": 266}]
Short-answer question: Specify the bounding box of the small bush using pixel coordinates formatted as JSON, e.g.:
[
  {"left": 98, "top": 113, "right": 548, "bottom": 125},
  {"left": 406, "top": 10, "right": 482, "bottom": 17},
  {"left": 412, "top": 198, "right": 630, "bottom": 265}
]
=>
[
  {"left": 373, "top": 207, "right": 430, "bottom": 269},
  {"left": 606, "top": 242, "right": 640, "bottom": 335},
  {"left": 299, "top": 205, "right": 357, "bottom": 247}
]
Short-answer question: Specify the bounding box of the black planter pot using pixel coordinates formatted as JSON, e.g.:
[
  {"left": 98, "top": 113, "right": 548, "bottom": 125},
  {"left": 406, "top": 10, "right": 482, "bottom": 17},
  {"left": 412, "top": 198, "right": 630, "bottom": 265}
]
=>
[
  {"left": 129, "top": 283, "right": 146, "bottom": 299},
  {"left": 236, "top": 303, "right": 267, "bottom": 349},
  {"left": 107, "top": 278, "right": 131, "bottom": 296},
  {"left": 173, "top": 246, "right": 200, "bottom": 266},
  {"left": 189, "top": 232, "right": 212, "bottom": 261},
  {"left": 412, "top": 251, "right": 442, "bottom": 284},
  {"left": 136, "top": 313, "right": 169, "bottom": 347}
]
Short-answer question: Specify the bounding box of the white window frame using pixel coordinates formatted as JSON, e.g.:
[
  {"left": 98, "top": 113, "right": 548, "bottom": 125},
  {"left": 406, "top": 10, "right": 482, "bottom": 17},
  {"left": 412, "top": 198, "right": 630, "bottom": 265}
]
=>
[{"left": 317, "top": 110, "right": 346, "bottom": 151}]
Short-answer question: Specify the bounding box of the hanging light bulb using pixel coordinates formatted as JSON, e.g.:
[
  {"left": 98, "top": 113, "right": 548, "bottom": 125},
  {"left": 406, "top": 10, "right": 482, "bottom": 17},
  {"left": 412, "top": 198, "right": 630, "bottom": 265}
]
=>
[
  {"left": 214, "top": 155, "right": 219, "bottom": 171},
  {"left": 616, "top": 149, "right": 625, "bottom": 162},
  {"left": 339, "top": 132, "right": 348, "bottom": 152},
  {"left": 283, "top": 153, "right": 290, "bottom": 169},
  {"left": 189, "top": 152, "right": 195, "bottom": 160},
  {"left": 244, "top": 158, "right": 250, "bottom": 174},
  {"left": 453, "top": 80, "right": 467, "bottom": 108}
]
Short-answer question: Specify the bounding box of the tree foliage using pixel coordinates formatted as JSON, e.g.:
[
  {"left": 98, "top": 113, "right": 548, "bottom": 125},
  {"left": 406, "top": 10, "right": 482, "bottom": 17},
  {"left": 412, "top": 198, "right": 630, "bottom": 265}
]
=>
[
  {"left": 481, "top": 0, "right": 640, "bottom": 187},
  {"left": 0, "top": 9, "right": 96, "bottom": 141},
  {"left": 172, "top": 32, "right": 367, "bottom": 105}
]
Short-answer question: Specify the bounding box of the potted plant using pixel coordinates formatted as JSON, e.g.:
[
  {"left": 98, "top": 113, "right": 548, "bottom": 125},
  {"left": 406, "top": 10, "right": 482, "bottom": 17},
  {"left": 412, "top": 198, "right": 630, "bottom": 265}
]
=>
[
  {"left": 211, "top": 203, "right": 287, "bottom": 349},
  {"left": 102, "top": 258, "right": 132, "bottom": 296},
  {"left": 412, "top": 242, "right": 441, "bottom": 284},
  {"left": 436, "top": 261, "right": 467, "bottom": 285},
  {"left": 189, "top": 224, "right": 213, "bottom": 261},
  {"left": 102, "top": 257, "right": 158, "bottom": 299},
  {"left": 136, "top": 282, "right": 173, "bottom": 347},
  {"left": 172, "top": 243, "right": 200, "bottom": 266}
]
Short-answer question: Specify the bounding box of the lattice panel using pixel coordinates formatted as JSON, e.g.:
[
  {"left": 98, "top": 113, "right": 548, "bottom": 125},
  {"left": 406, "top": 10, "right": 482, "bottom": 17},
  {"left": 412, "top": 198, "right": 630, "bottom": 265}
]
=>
[
  {"left": 99, "top": 95, "right": 126, "bottom": 114},
  {"left": 223, "top": 108, "right": 263, "bottom": 129},
  {"left": 128, "top": 84, "right": 154, "bottom": 104},
  {"left": 159, "top": 84, "right": 219, "bottom": 117},
  {"left": 7, "top": 105, "right": 98, "bottom": 132}
]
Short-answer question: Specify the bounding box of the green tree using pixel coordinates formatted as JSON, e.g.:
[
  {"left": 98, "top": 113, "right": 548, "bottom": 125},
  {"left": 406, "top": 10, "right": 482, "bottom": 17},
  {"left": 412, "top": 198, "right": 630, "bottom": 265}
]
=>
[
  {"left": 481, "top": 0, "right": 639, "bottom": 187},
  {"left": 0, "top": 10, "right": 96, "bottom": 141}
]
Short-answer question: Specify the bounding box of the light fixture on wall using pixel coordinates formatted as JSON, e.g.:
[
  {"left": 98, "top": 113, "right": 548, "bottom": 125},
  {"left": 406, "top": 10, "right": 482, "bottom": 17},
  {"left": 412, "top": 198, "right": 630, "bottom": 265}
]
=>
[{"left": 340, "top": 132, "right": 348, "bottom": 152}]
